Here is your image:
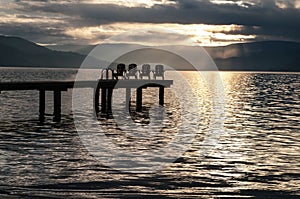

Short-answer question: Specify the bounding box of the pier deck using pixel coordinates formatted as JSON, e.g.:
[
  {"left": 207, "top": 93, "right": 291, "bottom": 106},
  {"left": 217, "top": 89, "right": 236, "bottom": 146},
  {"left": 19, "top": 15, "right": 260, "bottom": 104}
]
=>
[{"left": 0, "top": 80, "right": 173, "bottom": 121}]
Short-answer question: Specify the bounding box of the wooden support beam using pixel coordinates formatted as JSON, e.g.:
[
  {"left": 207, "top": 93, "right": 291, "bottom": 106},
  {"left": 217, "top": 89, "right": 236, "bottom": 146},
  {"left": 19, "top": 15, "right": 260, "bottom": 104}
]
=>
[
  {"left": 159, "top": 86, "right": 165, "bottom": 106},
  {"left": 126, "top": 88, "right": 131, "bottom": 111},
  {"left": 136, "top": 87, "right": 143, "bottom": 112},
  {"left": 39, "top": 89, "right": 45, "bottom": 121},
  {"left": 94, "top": 87, "right": 100, "bottom": 114},
  {"left": 101, "top": 88, "right": 107, "bottom": 113},
  {"left": 107, "top": 88, "right": 113, "bottom": 112},
  {"left": 53, "top": 90, "right": 61, "bottom": 122}
]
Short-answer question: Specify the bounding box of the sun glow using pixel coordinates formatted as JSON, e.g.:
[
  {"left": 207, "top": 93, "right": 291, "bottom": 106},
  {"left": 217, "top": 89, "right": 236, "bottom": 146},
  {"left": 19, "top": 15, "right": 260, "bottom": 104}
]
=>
[
  {"left": 88, "top": 0, "right": 176, "bottom": 7},
  {"left": 210, "top": 0, "right": 256, "bottom": 7},
  {"left": 276, "top": 0, "right": 300, "bottom": 9},
  {"left": 64, "top": 23, "right": 256, "bottom": 46}
]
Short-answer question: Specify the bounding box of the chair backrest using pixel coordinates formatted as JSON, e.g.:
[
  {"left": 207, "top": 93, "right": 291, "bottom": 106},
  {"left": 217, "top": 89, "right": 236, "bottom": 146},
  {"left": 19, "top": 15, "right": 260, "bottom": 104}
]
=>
[
  {"left": 155, "top": 65, "right": 164, "bottom": 75},
  {"left": 100, "top": 68, "right": 114, "bottom": 80},
  {"left": 141, "top": 64, "right": 150, "bottom": 75},
  {"left": 116, "top": 63, "right": 126, "bottom": 76},
  {"left": 128, "top": 63, "right": 137, "bottom": 75}
]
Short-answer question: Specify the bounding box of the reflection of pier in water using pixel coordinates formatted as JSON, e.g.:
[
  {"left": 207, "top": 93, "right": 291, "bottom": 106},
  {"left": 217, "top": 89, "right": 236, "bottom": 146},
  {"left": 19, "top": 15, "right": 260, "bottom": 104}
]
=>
[{"left": 0, "top": 79, "right": 173, "bottom": 122}]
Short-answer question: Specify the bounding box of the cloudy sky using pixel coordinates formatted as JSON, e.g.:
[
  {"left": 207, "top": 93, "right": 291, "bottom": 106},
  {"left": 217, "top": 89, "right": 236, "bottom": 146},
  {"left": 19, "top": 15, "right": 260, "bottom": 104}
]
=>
[{"left": 0, "top": 0, "right": 300, "bottom": 46}]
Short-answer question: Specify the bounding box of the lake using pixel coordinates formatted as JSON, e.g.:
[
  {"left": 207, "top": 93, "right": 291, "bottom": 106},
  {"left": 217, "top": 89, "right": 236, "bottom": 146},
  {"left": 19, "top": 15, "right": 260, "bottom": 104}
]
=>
[{"left": 0, "top": 67, "right": 299, "bottom": 198}]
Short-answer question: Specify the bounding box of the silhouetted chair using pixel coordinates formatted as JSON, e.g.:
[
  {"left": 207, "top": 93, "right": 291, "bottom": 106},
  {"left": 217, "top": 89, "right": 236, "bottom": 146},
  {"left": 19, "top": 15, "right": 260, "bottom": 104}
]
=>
[
  {"left": 139, "top": 64, "right": 151, "bottom": 79},
  {"left": 113, "top": 63, "right": 126, "bottom": 80},
  {"left": 154, "top": 64, "right": 165, "bottom": 80},
  {"left": 126, "top": 63, "right": 138, "bottom": 79},
  {"left": 100, "top": 68, "right": 114, "bottom": 80}
]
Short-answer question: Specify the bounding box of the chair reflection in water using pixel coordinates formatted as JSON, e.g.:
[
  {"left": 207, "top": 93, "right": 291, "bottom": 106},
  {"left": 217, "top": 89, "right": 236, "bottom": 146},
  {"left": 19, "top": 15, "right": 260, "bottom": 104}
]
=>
[
  {"left": 139, "top": 64, "right": 151, "bottom": 79},
  {"left": 126, "top": 63, "right": 138, "bottom": 79},
  {"left": 153, "top": 64, "right": 165, "bottom": 80}
]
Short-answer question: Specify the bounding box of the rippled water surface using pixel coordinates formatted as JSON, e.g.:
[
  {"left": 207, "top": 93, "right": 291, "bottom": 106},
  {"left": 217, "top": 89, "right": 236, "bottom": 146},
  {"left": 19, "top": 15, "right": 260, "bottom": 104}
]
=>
[{"left": 0, "top": 67, "right": 299, "bottom": 198}]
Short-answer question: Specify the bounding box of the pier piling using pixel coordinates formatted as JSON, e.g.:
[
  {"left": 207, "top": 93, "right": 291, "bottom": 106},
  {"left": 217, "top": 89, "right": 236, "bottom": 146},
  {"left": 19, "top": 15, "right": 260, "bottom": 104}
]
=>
[
  {"left": 94, "top": 87, "right": 100, "bottom": 113},
  {"left": 136, "top": 87, "right": 143, "bottom": 112},
  {"left": 53, "top": 90, "right": 61, "bottom": 122},
  {"left": 107, "top": 88, "right": 113, "bottom": 112},
  {"left": 159, "top": 86, "right": 165, "bottom": 106},
  {"left": 126, "top": 88, "right": 131, "bottom": 111},
  {"left": 101, "top": 88, "right": 107, "bottom": 113},
  {"left": 39, "top": 89, "right": 45, "bottom": 121}
]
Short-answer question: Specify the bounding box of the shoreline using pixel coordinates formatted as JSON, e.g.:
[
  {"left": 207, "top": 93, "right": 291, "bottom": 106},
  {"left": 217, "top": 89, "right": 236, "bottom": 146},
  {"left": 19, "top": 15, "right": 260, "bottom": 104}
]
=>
[{"left": 1, "top": 66, "right": 300, "bottom": 74}]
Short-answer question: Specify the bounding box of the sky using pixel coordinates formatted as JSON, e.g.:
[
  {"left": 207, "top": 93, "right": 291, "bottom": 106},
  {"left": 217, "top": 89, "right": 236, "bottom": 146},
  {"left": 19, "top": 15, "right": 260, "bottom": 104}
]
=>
[{"left": 0, "top": 0, "right": 300, "bottom": 46}]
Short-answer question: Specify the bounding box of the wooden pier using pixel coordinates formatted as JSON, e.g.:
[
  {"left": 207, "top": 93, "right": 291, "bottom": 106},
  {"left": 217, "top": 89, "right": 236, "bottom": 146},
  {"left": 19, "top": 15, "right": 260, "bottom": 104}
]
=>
[{"left": 0, "top": 80, "right": 173, "bottom": 122}]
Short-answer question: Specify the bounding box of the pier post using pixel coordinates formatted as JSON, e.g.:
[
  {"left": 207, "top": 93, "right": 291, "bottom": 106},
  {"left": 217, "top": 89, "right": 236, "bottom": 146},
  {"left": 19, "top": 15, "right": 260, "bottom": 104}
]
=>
[
  {"left": 107, "top": 88, "right": 113, "bottom": 112},
  {"left": 53, "top": 90, "right": 61, "bottom": 122},
  {"left": 126, "top": 88, "right": 131, "bottom": 111},
  {"left": 101, "top": 88, "right": 107, "bottom": 113},
  {"left": 136, "top": 87, "right": 143, "bottom": 112},
  {"left": 39, "top": 89, "right": 45, "bottom": 121},
  {"left": 94, "top": 87, "right": 100, "bottom": 113},
  {"left": 159, "top": 86, "right": 165, "bottom": 106}
]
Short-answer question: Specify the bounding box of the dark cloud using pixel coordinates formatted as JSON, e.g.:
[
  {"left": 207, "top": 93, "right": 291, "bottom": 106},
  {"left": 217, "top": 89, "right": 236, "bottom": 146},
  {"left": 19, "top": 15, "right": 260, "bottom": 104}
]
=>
[
  {"left": 5, "top": 0, "right": 300, "bottom": 44},
  {"left": 18, "top": 1, "right": 300, "bottom": 24},
  {"left": 16, "top": 0, "right": 300, "bottom": 25}
]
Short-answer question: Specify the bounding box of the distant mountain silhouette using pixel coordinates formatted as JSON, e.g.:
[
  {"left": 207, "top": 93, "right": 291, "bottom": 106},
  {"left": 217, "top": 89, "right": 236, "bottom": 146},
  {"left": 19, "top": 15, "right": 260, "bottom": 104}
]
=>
[
  {"left": 1, "top": 36, "right": 299, "bottom": 71},
  {"left": 0, "top": 36, "right": 85, "bottom": 68},
  {"left": 205, "top": 41, "right": 300, "bottom": 71},
  {"left": 47, "top": 44, "right": 96, "bottom": 56},
  {"left": 48, "top": 41, "right": 300, "bottom": 72}
]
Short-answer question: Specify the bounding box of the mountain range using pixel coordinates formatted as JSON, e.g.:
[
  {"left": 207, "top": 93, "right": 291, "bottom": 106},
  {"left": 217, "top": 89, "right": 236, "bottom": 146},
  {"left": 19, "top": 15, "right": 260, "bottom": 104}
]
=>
[
  {"left": 0, "top": 35, "right": 299, "bottom": 71},
  {"left": 205, "top": 41, "right": 300, "bottom": 71},
  {"left": 0, "top": 36, "right": 85, "bottom": 68}
]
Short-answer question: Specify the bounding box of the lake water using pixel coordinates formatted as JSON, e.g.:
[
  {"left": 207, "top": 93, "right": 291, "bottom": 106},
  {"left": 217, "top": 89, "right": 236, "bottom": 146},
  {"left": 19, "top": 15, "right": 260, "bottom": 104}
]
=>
[{"left": 0, "top": 67, "right": 299, "bottom": 198}]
